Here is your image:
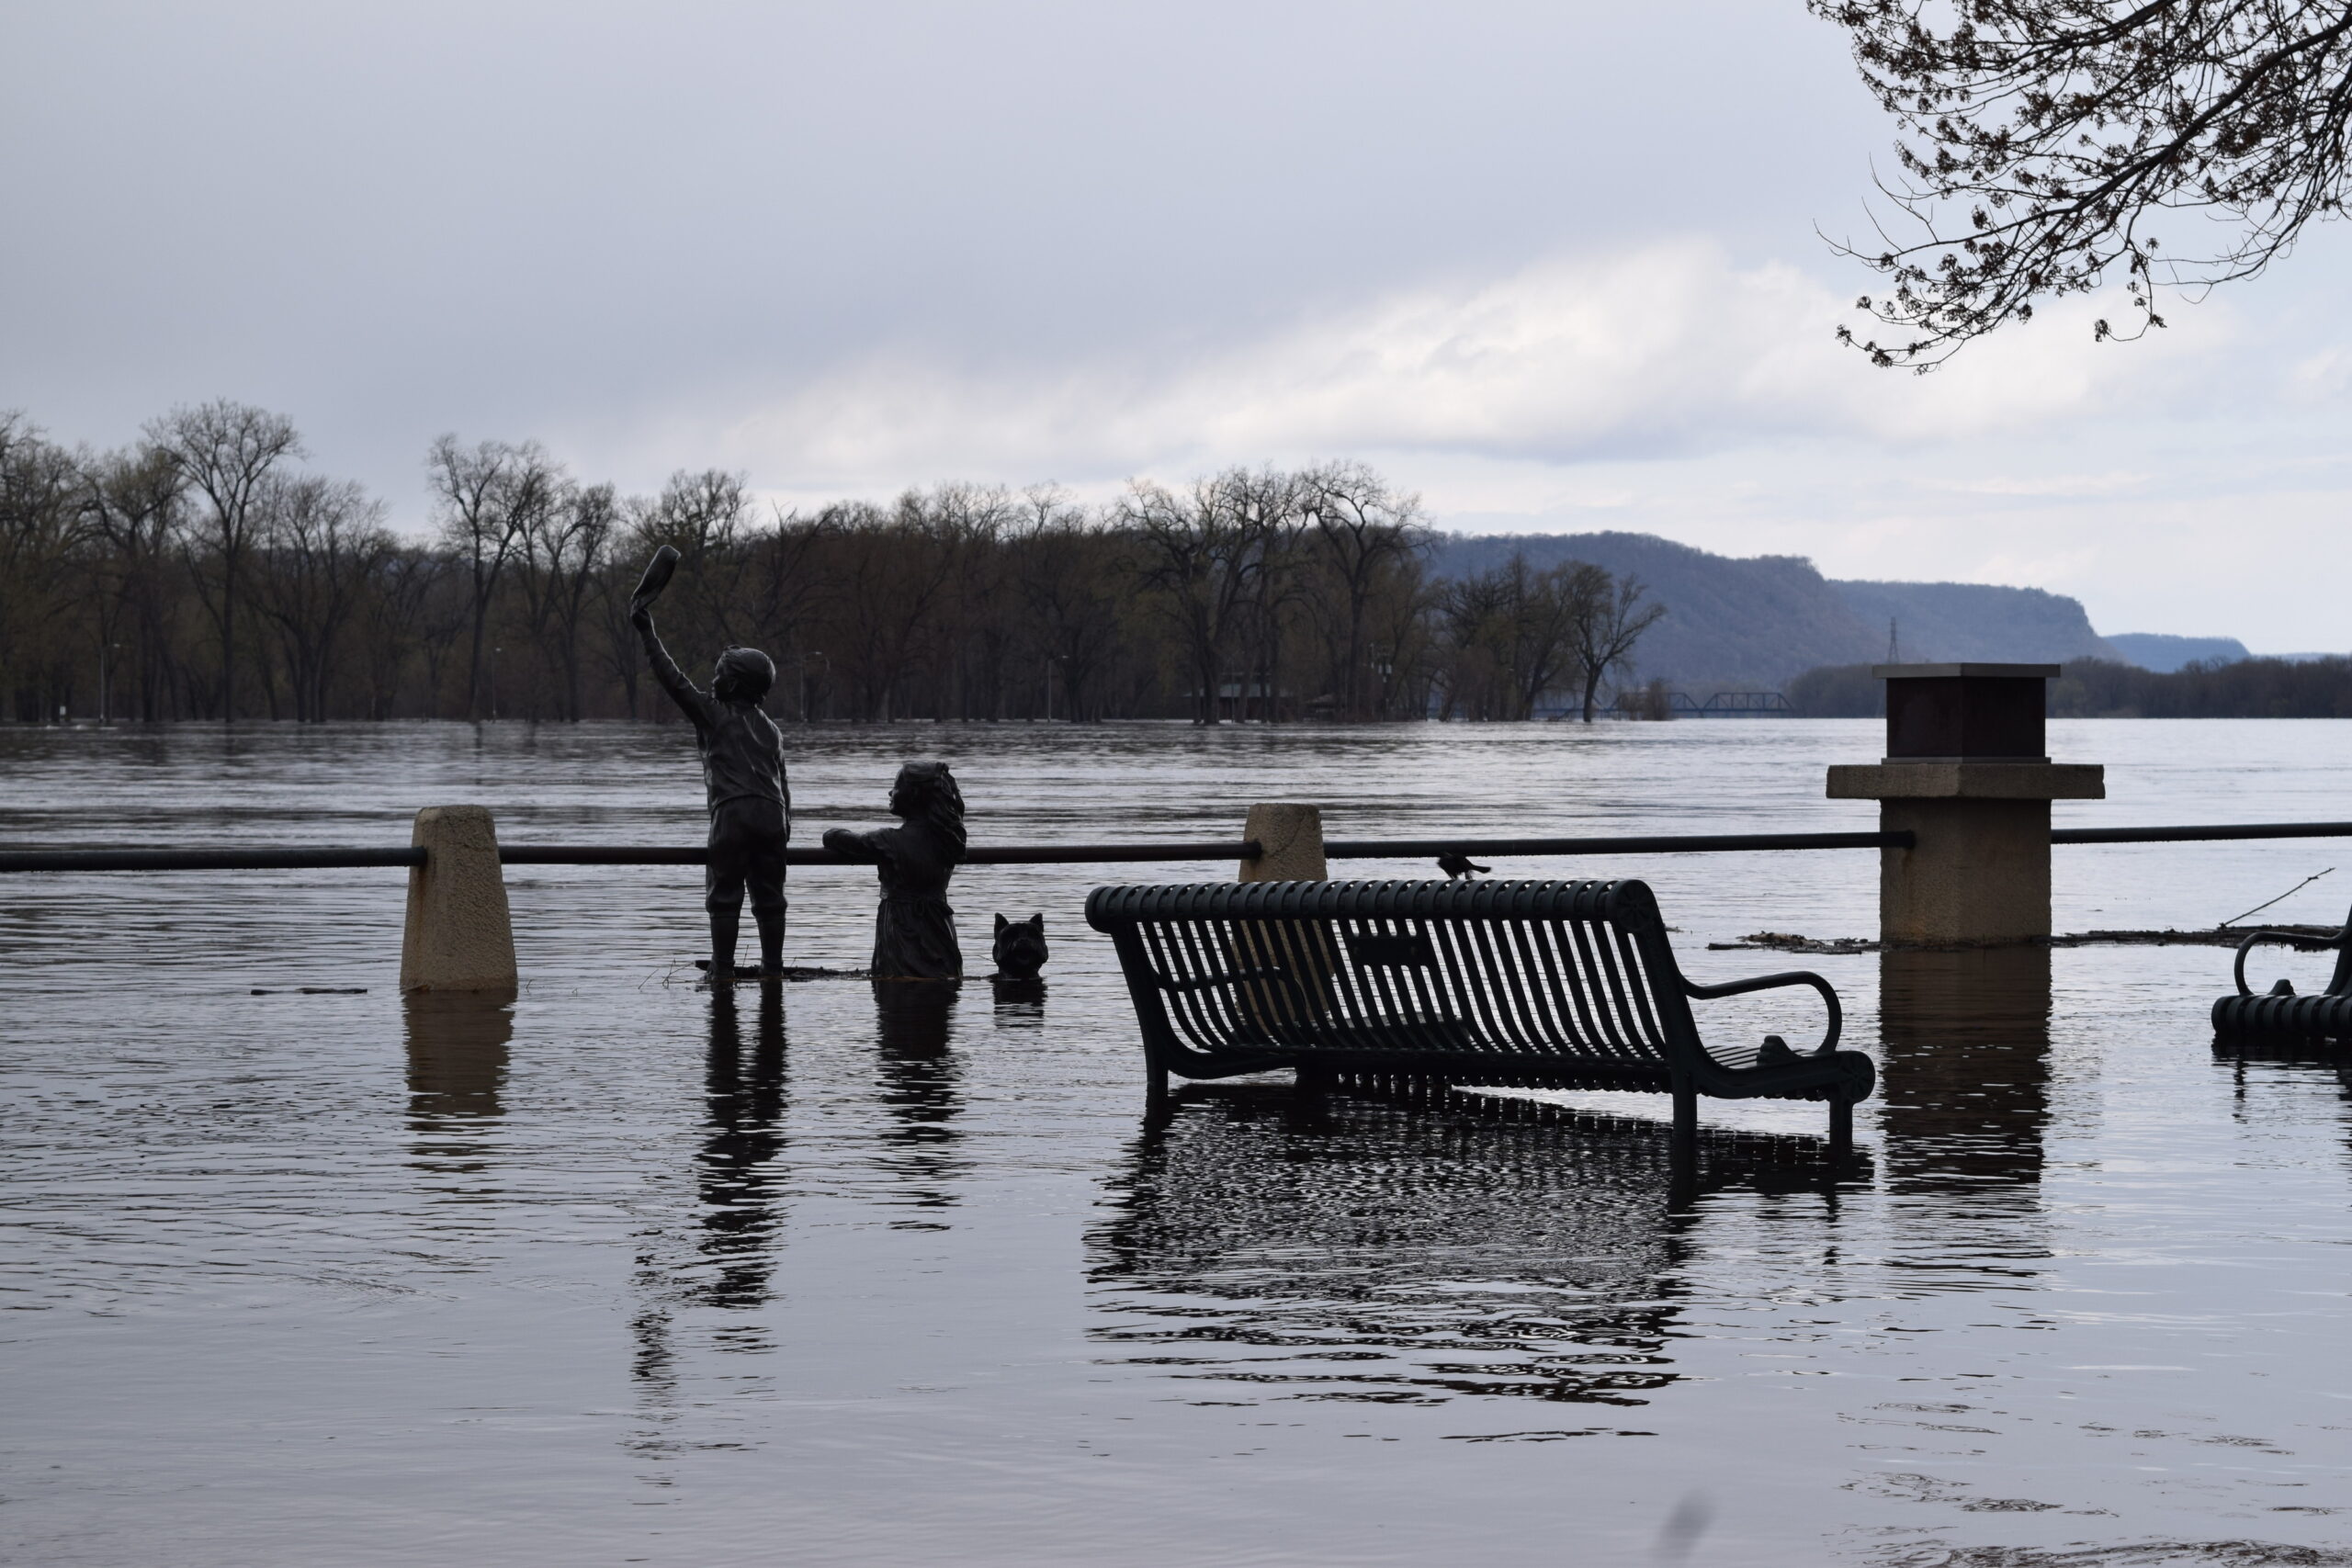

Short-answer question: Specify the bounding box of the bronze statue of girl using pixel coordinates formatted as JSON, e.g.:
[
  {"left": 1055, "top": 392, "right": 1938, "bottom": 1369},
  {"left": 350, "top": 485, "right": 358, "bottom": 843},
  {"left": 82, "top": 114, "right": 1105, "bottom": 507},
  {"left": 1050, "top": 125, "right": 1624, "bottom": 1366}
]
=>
[{"left": 822, "top": 761, "right": 966, "bottom": 980}]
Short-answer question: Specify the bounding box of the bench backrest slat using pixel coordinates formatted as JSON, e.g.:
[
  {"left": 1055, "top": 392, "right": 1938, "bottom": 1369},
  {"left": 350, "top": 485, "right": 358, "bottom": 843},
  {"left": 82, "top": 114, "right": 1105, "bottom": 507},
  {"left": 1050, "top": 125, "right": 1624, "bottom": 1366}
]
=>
[
  {"left": 1614, "top": 922, "right": 1675, "bottom": 1058},
  {"left": 1562, "top": 917, "right": 1627, "bottom": 1057},
  {"left": 1525, "top": 921, "right": 1589, "bottom": 1050},
  {"left": 1086, "top": 879, "right": 1700, "bottom": 1069}
]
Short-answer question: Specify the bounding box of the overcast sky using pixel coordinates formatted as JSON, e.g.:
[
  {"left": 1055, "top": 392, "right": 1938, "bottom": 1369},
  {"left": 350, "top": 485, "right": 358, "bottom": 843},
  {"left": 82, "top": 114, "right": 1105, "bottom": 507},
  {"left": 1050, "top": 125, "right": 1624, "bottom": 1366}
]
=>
[{"left": 5, "top": 2, "right": 2346, "bottom": 649}]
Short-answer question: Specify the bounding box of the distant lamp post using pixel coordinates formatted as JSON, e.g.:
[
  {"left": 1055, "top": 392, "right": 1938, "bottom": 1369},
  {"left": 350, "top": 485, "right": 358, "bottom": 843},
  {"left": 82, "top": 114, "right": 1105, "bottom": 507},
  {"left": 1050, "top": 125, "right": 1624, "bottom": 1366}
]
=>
[
  {"left": 490, "top": 646, "right": 502, "bottom": 720},
  {"left": 796, "top": 651, "right": 829, "bottom": 724},
  {"left": 98, "top": 640, "right": 124, "bottom": 727},
  {"left": 1044, "top": 653, "right": 1070, "bottom": 722}
]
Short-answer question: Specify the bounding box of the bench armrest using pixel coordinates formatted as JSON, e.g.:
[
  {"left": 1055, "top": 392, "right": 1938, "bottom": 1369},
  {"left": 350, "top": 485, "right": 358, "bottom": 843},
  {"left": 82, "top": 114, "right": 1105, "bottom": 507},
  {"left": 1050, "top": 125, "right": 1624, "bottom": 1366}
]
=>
[
  {"left": 1680, "top": 969, "right": 1842, "bottom": 1053},
  {"left": 2233, "top": 926, "right": 2347, "bottom": 996}
]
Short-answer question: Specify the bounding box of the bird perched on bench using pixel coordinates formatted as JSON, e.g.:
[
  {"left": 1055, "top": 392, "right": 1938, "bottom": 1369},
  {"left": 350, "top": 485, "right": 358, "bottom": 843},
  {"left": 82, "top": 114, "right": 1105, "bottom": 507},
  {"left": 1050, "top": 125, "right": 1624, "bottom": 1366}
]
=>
[{"left": 1437, "top": 852, "right": 1491, "bottom": 880}]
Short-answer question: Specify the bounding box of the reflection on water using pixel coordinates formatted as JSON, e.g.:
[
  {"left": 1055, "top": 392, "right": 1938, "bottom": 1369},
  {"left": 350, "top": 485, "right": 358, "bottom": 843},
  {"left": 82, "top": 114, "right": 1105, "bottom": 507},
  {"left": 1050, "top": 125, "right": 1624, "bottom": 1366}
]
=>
[
  {"left": 1091, "top": 1086, "right": 1866, "bottom": 1411},
  {"left": 872, "top": 980, "right": 965, "bottom": 1222},
  {"left": 988, "top": 976, "right": 1047, "bottom": 1025},
  {"left": 404, "top": 993, "right": 513, "bottom": 1178},
  {"left": 2216, "top": 1012, "right": 2352, "bottom": 1184},
  {"left": 695, "top": 982, "right": 790, "bottom": 1311},
  {"left": 631, "top": 982, "right": 795, "bottom": 1464},
  {"left": 1877, "top": 946, "right": 2052, "bottom": 1191}
]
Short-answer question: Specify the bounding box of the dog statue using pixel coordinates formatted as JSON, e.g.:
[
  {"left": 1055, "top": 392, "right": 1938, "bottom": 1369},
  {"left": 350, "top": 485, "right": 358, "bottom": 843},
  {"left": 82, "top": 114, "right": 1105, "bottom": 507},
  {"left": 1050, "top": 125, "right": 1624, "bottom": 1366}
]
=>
[{"left": 989, "top": 913, "right": 1048, "bottom": 981}]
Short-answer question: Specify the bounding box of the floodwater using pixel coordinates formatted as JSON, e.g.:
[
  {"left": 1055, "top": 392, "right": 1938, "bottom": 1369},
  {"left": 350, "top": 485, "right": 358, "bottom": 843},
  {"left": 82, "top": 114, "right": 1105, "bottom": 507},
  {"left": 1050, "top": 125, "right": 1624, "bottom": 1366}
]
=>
[{"left": 3, "top": 718, "right": 2350, "bottom": 1567}]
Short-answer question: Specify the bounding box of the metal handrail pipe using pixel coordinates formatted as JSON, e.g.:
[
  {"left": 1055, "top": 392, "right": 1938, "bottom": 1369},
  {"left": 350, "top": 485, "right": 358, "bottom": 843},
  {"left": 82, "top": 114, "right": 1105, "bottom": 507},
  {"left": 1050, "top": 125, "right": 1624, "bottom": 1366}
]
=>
[
  {"left": 14, "top": 822, "right": 2352, "bottom": 876},
  {"left": 2052, "top": 821, "right": 2352, "bottom": 845},
  {"left": 0, "top": 841, "right": 1266, "bottom": 873},
  {"left": 1323, "top": 830, "right": 1916, "bottom": 858},
  {"left": 497, "top": 841, "right": 1266, "bottom": 867},
  {"left": 0, "top": 848, "right": 428, "bottom": 872},
  {"left": 962, "top": 841, "right": 1264, "bottom": 865}
]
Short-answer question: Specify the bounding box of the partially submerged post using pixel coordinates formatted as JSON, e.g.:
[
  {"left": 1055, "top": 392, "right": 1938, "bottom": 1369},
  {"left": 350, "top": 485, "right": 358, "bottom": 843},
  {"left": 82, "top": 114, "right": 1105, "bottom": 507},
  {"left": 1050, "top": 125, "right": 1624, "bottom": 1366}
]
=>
[
  {"left": 1827, "top": 664, "right": 2102, "bottom": 946},
  {"left": 1239, "top": 804, "right": 1326, "bottom": 882},
  {"left": 1237, "top": 803, "right": 1331, "bottom": 1095},
  {"left": 399, "top": 805, "right": 518, "bottom": 996}
]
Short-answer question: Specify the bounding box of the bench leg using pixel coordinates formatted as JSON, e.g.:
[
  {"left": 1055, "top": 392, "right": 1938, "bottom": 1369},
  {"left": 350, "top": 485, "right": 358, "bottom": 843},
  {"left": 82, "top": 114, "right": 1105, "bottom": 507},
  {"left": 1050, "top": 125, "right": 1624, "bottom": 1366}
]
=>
[
  {"left": 1668, "top": 1150, "right": 1698, "bottom": 1210},
  {"left": 1827, "top": 1096, "right": 1853, "bottom": 1165},
  {"left": 1668, "top": 1079, "right": 1699, "bottom": 1202}
]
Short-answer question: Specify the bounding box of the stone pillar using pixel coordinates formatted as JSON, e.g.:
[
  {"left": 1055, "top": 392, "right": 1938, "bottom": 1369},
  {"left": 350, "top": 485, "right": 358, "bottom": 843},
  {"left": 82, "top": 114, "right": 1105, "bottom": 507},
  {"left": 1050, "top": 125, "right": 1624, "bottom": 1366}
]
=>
[
  {"left": 1240, "top": 803, "right": 1327, "bottom": 882},
  {"left": 1826, "top": 664, "right": 2102, "bottom": 946},
  {"left": 400, "top": 806, "right": 518, "bottom": 996}
]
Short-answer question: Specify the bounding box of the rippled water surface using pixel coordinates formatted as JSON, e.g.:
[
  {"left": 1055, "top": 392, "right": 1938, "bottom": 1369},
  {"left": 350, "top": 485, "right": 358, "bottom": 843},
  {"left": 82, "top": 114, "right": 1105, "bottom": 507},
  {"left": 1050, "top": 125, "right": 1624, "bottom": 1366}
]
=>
[{"left": 5, "top": 718, "right": 2351, "bottom": 1566}]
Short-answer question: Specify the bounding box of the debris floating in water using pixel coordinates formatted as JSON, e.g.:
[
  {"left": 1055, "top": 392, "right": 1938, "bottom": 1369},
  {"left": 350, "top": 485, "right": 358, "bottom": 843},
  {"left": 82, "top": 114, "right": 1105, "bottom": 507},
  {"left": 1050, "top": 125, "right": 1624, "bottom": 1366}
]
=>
[
  {"left": 249, "top": 987, "right": 370, "bottom": 995},
  {"left": 667, "top": 963, "right": 872, "bottom": 987},
  {"left": 1708, "top": 932, "right": 1877, "bottom": 954}
]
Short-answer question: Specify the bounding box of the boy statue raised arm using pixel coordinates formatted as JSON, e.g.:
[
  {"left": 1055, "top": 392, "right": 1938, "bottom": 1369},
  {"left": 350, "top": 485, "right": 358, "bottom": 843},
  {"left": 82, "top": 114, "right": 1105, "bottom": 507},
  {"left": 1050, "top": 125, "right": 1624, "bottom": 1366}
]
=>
[{"left": 628, "top": 546, "right": 791, "bottom": 980}]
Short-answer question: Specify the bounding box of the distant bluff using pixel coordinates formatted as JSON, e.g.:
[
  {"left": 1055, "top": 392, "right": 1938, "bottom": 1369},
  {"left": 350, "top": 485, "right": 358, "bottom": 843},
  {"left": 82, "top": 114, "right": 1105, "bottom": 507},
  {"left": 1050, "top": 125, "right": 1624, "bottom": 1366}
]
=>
[{"left": 1429, "top": 531, "right": 2121, "bottom": 690}]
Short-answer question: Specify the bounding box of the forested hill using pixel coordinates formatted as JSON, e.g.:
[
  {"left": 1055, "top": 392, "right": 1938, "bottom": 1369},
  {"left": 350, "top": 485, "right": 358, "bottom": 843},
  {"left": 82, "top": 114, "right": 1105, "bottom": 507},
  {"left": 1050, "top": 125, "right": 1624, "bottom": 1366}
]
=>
[
  {"left": 1428, "top": 531, "right": 2119, "bottom": 689},
  {"left": 1835, "top": 579, "right": 2116, "bottom": 670}
]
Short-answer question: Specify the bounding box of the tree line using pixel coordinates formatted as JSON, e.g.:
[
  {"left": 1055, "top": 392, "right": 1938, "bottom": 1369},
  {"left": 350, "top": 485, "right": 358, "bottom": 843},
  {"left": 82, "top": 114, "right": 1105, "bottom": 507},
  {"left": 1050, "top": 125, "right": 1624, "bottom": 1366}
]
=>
[
  {"left": 1790, "top": 658, "right": 2352, "bottom": 720},
  {"left": 0, "top": 401, "right": 1664, "bottom": 726}
]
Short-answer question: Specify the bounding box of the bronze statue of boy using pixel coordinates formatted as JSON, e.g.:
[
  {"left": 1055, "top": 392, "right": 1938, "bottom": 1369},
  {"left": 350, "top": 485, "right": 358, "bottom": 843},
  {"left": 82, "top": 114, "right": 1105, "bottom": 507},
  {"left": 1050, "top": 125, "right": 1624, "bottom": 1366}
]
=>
[{"left": 629, "top": 547, "right": 790, "bottom": 980}]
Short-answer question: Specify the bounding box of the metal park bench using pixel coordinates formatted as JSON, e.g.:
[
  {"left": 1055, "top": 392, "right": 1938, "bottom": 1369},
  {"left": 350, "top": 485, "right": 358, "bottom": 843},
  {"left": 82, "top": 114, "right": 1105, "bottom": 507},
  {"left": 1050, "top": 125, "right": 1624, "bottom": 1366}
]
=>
[
  {"left": 1083, "top": 877, "right": 1875, "bottom": 1148},
  {"left": 2213, "top": 910, "right": 2352, "bottom": 1045}
]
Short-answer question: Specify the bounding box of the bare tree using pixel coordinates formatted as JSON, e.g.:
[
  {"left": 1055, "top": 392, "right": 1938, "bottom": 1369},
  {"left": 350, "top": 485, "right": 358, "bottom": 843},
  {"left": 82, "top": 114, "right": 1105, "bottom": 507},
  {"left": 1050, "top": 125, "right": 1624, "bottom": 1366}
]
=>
[
  {"left": 1302, "top": 461, "right": 1428, "bottom": 719},
  {"left": 1816, "top": 1, "right": 2352, "bottom": 367},
  {"left": 1126, "top": 471, "right": 1278, "bottom": 724},
  {"left": 817, "top": 490, "right": 980, "bottom": 721},
  {"left": 0, "top": 414, "right": 87, "bottom": 718},
  {"left": 1568, "top": 572, "right": 1665, "bottom": 723},
  {"left": 251, "top": 475, "right": 393, "bottom": 722},
  {"left": 516, "top": 481, "right": 616, "bottom": 721},
  {"left": 82, "top": 445, "right": 187, "bottom": 721},
  {"left": 145, "top": 400, "right": 301, "bottom": 718},
  {"left": 628, "top": 468, "right": 754, "bottom": 650},
  {"left": 1230, "top": 469, "right": 1311, "bottom": 723},
  {"left": 738, "top": 502, "right": 831, "bottom": 711},
  {"left": 649, "top": 468, "right": 752, "bottom": 551},
  {"left": 917, "top": 483, "right": 1015, "bottom": 718},
  {"left": 357, "top": 545, "right": 447, "bottom": 718},
  {"left": 1012, "top": 486, "right": 1127, "bottom": 722},
  {"left": 592, "top": 536, "right": 648, "bottom": 719},
  {"left": 429, "top": 435, "right": 561, "bottom": 720},
  {"left": 1363, "top": 550, "right": 1440, "bottom": 720},
  {"left": 1436, "top": 566, "right": 1508, "bottom": 720},
  {"left": 1437, "top": 555, "right": 1600, "bottom": 720}
]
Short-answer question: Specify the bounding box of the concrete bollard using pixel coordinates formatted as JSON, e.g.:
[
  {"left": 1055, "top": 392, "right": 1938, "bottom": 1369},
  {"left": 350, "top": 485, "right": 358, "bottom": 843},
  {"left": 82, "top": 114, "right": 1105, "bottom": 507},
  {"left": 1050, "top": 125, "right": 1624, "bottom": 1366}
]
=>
[
  {"left": 1236, "top": 804, "right": 1332, "bottom": 1039},
  {"left": 1240, "top": 803, "right": 1327, "bottom": 882},
  {"left": 1827, "top": 664, "right": 2103, "bottom": 946},
  {"left": 399, "top": 806, "right": 518, "bottom": 996}
]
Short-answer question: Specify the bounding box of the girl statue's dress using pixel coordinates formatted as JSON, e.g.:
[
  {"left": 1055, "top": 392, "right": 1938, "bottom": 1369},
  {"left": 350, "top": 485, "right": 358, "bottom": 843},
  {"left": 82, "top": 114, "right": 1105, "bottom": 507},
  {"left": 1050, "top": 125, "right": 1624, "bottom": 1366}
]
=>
[{"left": 821, "top": 762, "right": 965, "bottom": 980}]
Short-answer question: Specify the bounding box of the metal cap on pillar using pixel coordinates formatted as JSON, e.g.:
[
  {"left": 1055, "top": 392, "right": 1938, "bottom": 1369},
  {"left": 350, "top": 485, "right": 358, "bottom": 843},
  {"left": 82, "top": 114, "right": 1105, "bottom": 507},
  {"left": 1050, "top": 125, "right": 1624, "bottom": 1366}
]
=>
[
  {"left": 1827, "top": 663, "right": 2102, "bottom": 946},
  {"left": 1879, "top": 662, "right": 2055, "bottom": 761}
]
